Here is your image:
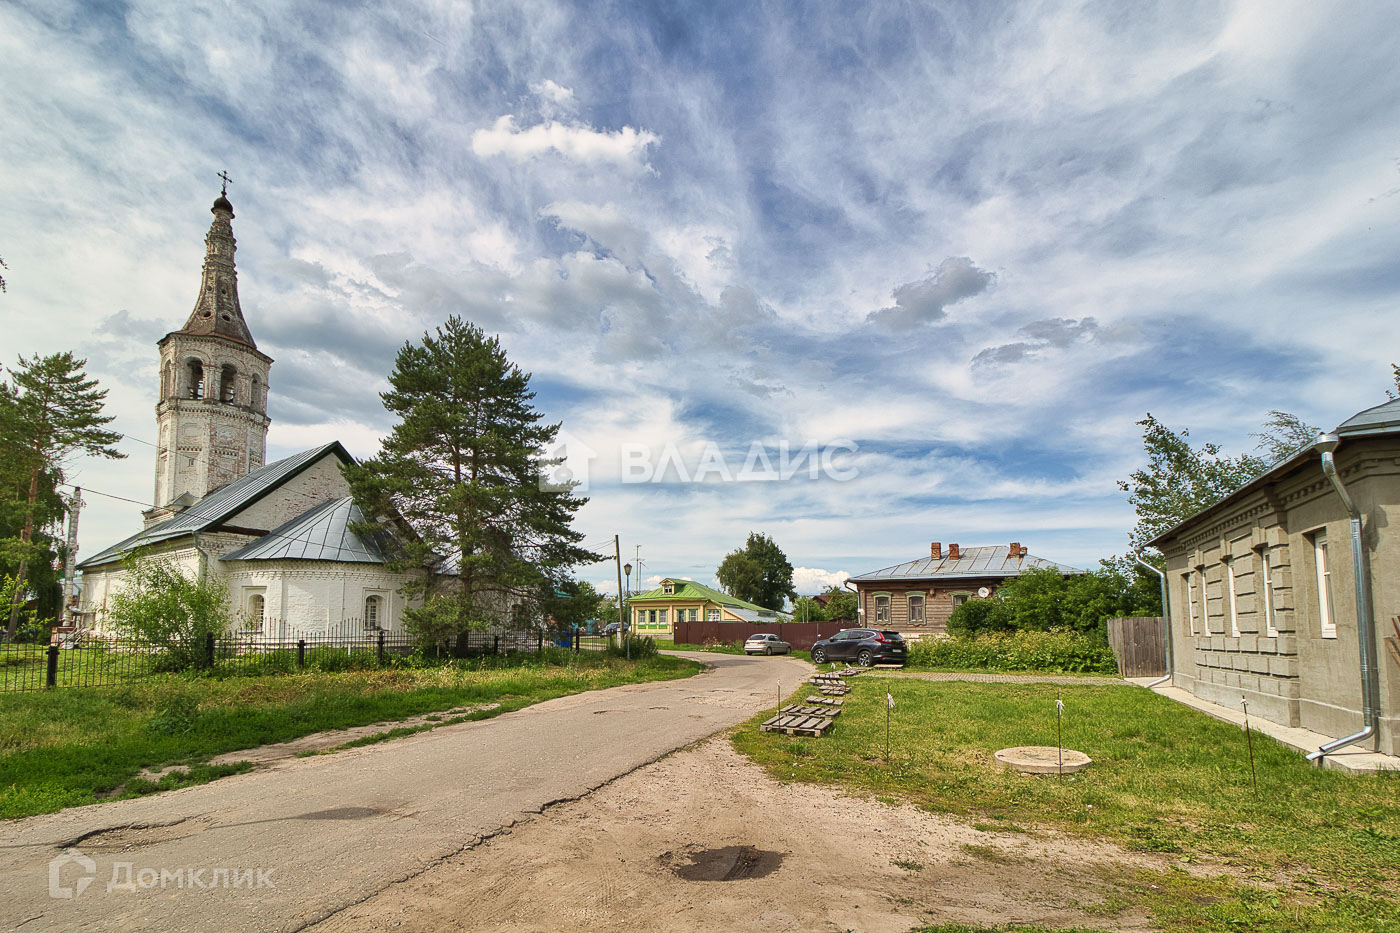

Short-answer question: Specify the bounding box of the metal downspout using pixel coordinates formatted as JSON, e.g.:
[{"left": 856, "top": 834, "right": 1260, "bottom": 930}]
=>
[
  {"left": 1306, "top": 433, "right": 1380, "bottom": 762},
  {"left": 1134, "top": 552, "right": 1173, "bottom": 688}
]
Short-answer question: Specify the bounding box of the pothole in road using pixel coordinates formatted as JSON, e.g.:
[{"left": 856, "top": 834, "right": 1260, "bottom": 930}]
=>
[
  {"left": 662, "top": 845, "right": 784, "bottom": 882},
  {"left": 67, "top": 818, "right": 210, "bottom": 851},
  {"left": 292, "top": 806, "right": 385, "bottom": 821}
]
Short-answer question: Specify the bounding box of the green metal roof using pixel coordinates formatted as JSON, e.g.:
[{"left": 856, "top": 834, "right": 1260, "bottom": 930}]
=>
[{"left": 628, "top": 578, "right": 772, "bottom": 612}]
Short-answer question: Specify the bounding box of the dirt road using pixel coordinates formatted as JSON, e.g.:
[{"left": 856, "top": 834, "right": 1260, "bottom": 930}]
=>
[
  {"left": 309, "top": 737, "right": 1170, "bottom": 933},
  {"left": 0, "top": 651, "right": 808, "bottom": 932}
]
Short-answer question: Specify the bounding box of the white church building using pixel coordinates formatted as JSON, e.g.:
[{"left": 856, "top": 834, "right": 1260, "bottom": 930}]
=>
[{"left": 78, "top": 190, "right": 420, "bottom": 638}]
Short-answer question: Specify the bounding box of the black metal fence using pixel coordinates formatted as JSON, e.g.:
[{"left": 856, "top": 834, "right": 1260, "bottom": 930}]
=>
[{"left": 0, "top": 627, "right": 620, "bottom": 693}]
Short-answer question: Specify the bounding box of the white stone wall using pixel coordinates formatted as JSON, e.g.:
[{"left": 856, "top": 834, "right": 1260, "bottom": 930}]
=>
[
  {"left": 228, "top": 454, "right": 350, "bottom": 531},
  {"left": 80, "top": 546, "right": 418, "bottom": 638},
  {"left": 223, "top": 561, "right": 420, "bottom": 638}
]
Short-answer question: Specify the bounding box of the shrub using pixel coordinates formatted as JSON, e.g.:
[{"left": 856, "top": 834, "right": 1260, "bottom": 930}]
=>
[
  {"left": 945, "top": 597, "right": 1013, "bottom": 637},
  {"left": 606, "top": 636, "right": 658, "bottom": 660},
  {"left": 905, "top": 629, "right": 1117, "bottom": 674},
  {"left": 104, "top": 551, "right": 231, "bottom": 670}
]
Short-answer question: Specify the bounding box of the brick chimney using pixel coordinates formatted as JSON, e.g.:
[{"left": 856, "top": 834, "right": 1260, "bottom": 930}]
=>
[
  {"left": 930, "top": 542, "right": 941, "bottom": 560},
  {"left": 1009, "top": 542, "right": 1020, "bottom": 559},
  {"left": 948, "top": 543, "right": 960, "bottom": 560}
]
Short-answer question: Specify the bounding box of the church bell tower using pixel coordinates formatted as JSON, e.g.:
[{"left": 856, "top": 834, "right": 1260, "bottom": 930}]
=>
[{"left": 149, "top": 184, "right": 273, "bottom": 523}]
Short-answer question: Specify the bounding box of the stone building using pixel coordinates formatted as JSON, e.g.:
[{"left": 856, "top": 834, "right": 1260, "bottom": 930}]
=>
[
  {"left": 1149, "top": 399, "right": 1400, "bottom": 758},
  {"left": 848, "top": 542, "right": 1083, "bottom": 634},
  {"left": 77, "top": 192, "right": 420, "bottom": 637}
]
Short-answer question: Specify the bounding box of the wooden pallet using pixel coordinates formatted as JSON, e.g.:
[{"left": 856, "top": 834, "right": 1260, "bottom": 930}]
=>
[
  {"left": 804, "top": 695, "right": 844, "bottom": 708},
  {"left": 760, "top": 713, "right": 834, "bottom": 736},
  {"left": 810, "top": 674, "right": 844, "bottom": 684},
  {"left": 838, "top": 668, "right": 864, "bottom": 677},
  {"left": 816, "top": 685, "right": 850, "bottom": 696},
  {"left": 780, "top": 703, "right": 841, "bottom": 719}
]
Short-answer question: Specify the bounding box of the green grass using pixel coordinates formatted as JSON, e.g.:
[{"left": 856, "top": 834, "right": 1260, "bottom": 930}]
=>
[
  {"left": 0, "top": 650, "right": 700, "bottom": 820},
  {"left": 734, "top": 679, "right": 1400, "bottom": 932}
]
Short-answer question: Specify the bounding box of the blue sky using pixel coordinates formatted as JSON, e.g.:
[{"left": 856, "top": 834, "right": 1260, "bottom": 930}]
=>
[{"left": 3, "top": 1, "right": 1397, "bottom": 596}]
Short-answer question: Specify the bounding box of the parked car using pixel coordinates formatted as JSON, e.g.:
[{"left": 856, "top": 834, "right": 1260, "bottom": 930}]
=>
[
  {"left": 809, "top": 628, "right": 907, "bottom": 667},
  {"left": 743, "top": 633, "right": 792, "bottom": 656},
  {"left": 601, "top": 622, "right": 621, "bottom": 636}
]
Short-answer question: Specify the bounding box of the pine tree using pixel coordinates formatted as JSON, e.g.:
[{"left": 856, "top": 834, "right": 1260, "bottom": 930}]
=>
[
  {"left": 2, "top": 352, "right": 123, "bottom": 638},
  {"left": 344, "top": 317, "right": 598, "bottom": 644}
]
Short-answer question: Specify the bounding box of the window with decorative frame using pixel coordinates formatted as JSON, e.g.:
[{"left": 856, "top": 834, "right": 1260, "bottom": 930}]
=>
[
  {"left": 1258, "top": 545, "right": 1278, "bottom": 637},
  {"left": 707, "top": 608, "right": 721, "bottom": 622},
  {"left": 1224, "top": 558, "right": 1240, "bottom": 637},
  {"left": 1311, "top": 531, "right": 1335, "bottom": 638},
  {"left": 873, "top": 594, "right": 891, "bottom": 624},
  {"left": 364, "top": 595, "right": 383, "bottom": 630},
  {"left": 907, "top": 594, "right": 925, "bottom": 624},
  {"left": 1183, "top": 573, "right": 1197, "bottom": 636},
  {"left": 246, "top": 593, "right": 265, "bottom": 633}
]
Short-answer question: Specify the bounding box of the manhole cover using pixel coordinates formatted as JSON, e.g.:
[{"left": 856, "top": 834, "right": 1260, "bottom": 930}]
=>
[
  {"left": 994, "top": 746, "right": 1092, "bottom": 774},
  {"left": 663, "top": 845, "right": 783, "bottom": 881}
]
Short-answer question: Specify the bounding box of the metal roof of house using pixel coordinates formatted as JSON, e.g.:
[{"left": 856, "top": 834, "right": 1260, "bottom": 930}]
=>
[
  {"left": 220, "top": 497, "right": 397, "bottom": 563},
  {"left": 629, "top": 578, "right": 774, "bottom": 611},
  {"left": 1148, "top": 397, "right": 1400, "bottom": 547},
  {"left": 849, "top": 546, "right": 1083, "bottom": 583},
  {"left": 78, "top": 442, "right": 353, "bottom": 568},
  {"left": 1337, "top": 397, "right": 1400, "bottom": 436}
]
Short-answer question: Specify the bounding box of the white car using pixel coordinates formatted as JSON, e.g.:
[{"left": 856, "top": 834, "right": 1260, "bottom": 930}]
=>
[{"left": 743, "top": 633, "right": 793, "bottom": 656}]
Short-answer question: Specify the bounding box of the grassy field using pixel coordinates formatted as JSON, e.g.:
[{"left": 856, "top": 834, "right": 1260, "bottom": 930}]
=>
[
  {"left": 734, "top": 678, "right": 1400, "bottom": 932},
  {"left": 0, "top": 650, "right": 700, "bottom": 820}
]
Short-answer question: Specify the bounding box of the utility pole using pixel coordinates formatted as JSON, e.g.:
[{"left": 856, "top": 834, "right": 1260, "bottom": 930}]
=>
[
  {"left": 59, "top": 487, "right": 83, "bottom": 629},
  {"left": 615, "top": 535, "right": 628, "bottom": 661}
]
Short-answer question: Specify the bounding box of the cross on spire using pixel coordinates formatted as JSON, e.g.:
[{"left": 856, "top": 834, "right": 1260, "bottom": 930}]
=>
[{"left": 218, "top": 170, "right": 233, "bottom": 195}]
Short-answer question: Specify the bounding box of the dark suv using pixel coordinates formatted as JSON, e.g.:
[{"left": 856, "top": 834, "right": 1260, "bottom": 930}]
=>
[{"left": 809, "top": 628, "right": 906, "bottom": 667}]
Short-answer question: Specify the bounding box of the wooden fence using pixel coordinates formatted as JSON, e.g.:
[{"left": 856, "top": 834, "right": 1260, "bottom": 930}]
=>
[
  {"left": 1106, "top": 616, "right": 1166, "bottom": 677},
  {"left": 671, "top": 619, "right": 854, "bottom": 651}
]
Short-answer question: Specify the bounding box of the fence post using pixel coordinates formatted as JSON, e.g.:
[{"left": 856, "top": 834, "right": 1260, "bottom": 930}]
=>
[
  {"left": 574, "top": 629, "right": 580, "bottom": 652},
  {"left": 46, "top": 645, "right": 59, "bottom": 688},
  {"left": 297, "top": 639, "right": 306, "bottom": 667},
  {"left": 493, "top": 635, "right": 499, "bottom": 655},
  {"left": 538, "top": 631, "right": 544, "bottom": 654},
  {"left": 377, "top": 629, "right": 385, "bottom": 666},
  {"left": 205, "top": 632, "right": 216, "bottom": 668}
]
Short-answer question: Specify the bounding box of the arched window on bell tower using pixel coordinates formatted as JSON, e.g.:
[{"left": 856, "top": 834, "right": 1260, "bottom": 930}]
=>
[
  {"left": 250, "top": 375, "right": 262, "bottom": 412},
  {"left": 187, "top": 359, "right": 205, "bottom": 399},
  {"left": 220, "top": 364, "right": 237, "bottom": 403}
]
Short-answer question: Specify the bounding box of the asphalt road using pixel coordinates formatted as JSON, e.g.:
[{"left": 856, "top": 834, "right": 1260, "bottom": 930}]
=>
[{"left": 0, "top": 651, "right": 810, "bottom": 932}]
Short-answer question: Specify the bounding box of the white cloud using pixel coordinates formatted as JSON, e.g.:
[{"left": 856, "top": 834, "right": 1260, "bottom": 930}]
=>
[
  {"left": 471, "top": 115, "right": 659, "bottom": 168},
  {"left": 793, "top": 567, "right": 849, "bottom": 595}
]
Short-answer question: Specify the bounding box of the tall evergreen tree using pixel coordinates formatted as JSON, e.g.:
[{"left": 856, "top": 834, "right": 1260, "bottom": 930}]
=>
[
  {"left": 2, "top": 353, "right": 123, "bottom": 638},
  {"left": 344, "top": 317, "right": 598, "bottom": 643}
]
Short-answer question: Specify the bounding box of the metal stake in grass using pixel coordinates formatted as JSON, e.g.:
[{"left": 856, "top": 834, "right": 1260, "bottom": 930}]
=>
[
  {"left": 1242, "top": 696, "right": 1258, "bottom": 794},
  {"left": 886, "top": 691, "right": 894, "bottom": 761},
  {"left": 1056, "top": 698, "right": 1065, "bottom": 778}
]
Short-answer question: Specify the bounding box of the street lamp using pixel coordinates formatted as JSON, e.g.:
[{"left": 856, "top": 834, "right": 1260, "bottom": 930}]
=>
[{"left": 622, "top": 563, "right": 632, "bottom": 635}]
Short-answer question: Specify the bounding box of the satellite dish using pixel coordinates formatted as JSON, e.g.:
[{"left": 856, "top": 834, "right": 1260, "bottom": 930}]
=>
[{"left": 977, "top": 586, "right": 991, "bottom": 598}]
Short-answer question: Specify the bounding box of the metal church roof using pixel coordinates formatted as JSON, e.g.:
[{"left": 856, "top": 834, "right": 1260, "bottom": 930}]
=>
[
  {"left": 79, "top": 442, "right": 353, "bottom": 568},
  {"left": 849, "top": 546, "right": 1082, "bottom": 583},
  {"left": 220, "top": 497, "right": 397, "bottom": 563}
]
